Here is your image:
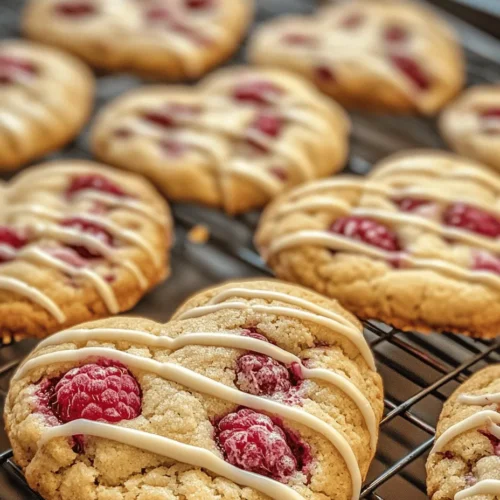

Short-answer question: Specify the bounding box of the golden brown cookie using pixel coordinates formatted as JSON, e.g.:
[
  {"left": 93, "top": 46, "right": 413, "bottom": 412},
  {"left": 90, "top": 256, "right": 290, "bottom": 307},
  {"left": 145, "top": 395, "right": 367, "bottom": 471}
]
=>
[
  {"left": 91, "top": 66, "right": 350, "bottom": 214},
  {"left": 249, "top": 0, "right": 464, "bottom": 114},
  {"left": 0, "top": 39, "right": 94, "bottom": 171},
  {"left": 22, "top": 0, "right": 253, "bottom": 80},
  {"left": 256, "top": 150, "right": 500, "bottom": 338},
  {"left": 440, "top": 84, "right": 500, "bottom": 172},
  {"left": 0, "top": 159, "right": 172, "bottom": 340},
  {"left": 426, "top": 364, "right": 500, "bottom": 500},
  {"left": 5, "top": 279, "right": 383, "bottom": 500}
]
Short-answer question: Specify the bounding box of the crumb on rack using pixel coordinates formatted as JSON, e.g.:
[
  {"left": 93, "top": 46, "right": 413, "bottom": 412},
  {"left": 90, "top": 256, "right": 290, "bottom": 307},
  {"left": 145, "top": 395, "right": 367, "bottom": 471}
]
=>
[{"left": 187, "top": 225, "right": 210, "bottom": 244}]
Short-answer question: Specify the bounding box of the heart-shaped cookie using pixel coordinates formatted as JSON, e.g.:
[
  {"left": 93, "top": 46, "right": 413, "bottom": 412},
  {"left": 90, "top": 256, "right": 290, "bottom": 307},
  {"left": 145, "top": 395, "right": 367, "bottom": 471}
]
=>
[
  {"left": 91, "top": 67, "right": 350, "bottom": 214},
  {"left": 0, "top": 160, "right": 172, "bottom": 340},
  {"left": 22, "top": 0, "right": 253, "bottom": 80},
  {"left": 249, "top": 0, "right": 464, "bottom": 114},
  {"left": 0, "top": 40, "right": 94, "bottom": 170},
  {"left": 256, "top": 151, "right": 500, "bottom": 338}
]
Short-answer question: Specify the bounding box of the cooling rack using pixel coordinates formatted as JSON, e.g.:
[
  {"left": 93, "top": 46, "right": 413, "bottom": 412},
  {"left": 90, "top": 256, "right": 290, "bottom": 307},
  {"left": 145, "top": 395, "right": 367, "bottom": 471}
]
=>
[{"left": 1, "top": 1, "right": 500, "bottom": 499}]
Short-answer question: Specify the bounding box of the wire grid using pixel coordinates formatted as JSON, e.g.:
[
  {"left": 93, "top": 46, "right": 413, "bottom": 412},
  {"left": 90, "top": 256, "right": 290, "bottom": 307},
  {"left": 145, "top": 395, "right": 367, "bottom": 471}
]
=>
[{"left": 1, "top": 1, "right": 500, "bottom": 499}]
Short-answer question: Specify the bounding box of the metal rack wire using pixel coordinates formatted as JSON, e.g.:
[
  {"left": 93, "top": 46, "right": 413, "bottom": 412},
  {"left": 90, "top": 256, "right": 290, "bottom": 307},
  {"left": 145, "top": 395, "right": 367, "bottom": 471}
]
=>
[{"left": 1, "top": 1, "right": 500, "bottom": 499}]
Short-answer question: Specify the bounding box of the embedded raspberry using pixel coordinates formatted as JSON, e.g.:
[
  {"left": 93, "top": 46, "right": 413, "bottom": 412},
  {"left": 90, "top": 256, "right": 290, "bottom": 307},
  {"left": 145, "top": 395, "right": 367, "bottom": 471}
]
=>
[
  {"left": 340, "top": 12, "right": 364, "bottom": 28},
  {"left": 143, "top": 103, "right": 200, "bottom": 128},
  {"left": 472, "top": 251, "right": 500, "bottom": 275},
  {"left": 443, "top": 203, "right": 500, "bottom": 238},
  {"left": 160, "top": 138, "right": 187, "bottom": 158},
  {"left": 0, "top": 55, "right": 37, "bottom": 85},
  {"left": 55, "top": 1, "right": 96, "bottom": 17},
  {"left": 384, "top": 25, "right": 408, "bottom": 43},
  {"left": 61, "top": 217, "right": 114, "bottom": 259},
  {"left": 394, "top": 197, "right": 432, "bottom": 212},
  {"left": 314, "top": 65, "right": 336, "bottom": 83},
  {"left": 216, "top": 409, "right": 302, "bottom": 482},
  {"left": 479, "top": 430, "right": 500, "bottom": 456},
  {"left": 67, "top": 174, "right": 126, "bottom": 199},
  {"left": 52, "top": 360, "right": 141, "bottom": 423},
  {"left": 233, "top": 81, "right": 283, "bottom": 105},
  {"left": 236, "top": 354, "right": 292, "bottom": 396},
  {"left": 252, "top": 112, "right": 283, "bottom": 138},
  {"left": 241, "top": 328, "right": 269, "bottom": 343},
  {"left": 185, "top": 0, "right": 213, "bottom": 9},
  {"left": 0, "top": 226, "right": 28, "bottom": 263},
  {"left": 390, "top": 54, "right": 430, "bottom": 91},
  {"left": 145, "top": 6, "right": 172, "bottom": 21},
  {"left": 281, "top": 33, "right": 317, "bottom": 46},
  {"left": 48, "top": 247, "right": 88, "bottom": 268},
  {"left": 481, "top": 108, "right": 500, "bottom": 120},
  {"left": 269, "top": 166, "right": 288, "bottom": 182},
  {"left": 330, "top": 216, "right": 400, "bottom": 252}
]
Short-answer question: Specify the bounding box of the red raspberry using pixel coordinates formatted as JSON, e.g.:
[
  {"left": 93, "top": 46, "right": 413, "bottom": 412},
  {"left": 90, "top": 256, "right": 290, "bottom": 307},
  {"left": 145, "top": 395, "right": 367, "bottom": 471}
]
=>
[
  {"left": 241, "top": 328, "right": 269, "bottom": 342},
  {"left": 52, "top": 360, "right": 141, "bottom": 423},
  {"left": 384, "top": 25, "right": 409, "bottom": 43},
  {"left": 0, "top": 55, "right": 36, "bottom": 85},
  {"left": 55, "top": 1, "right": 96, "bottom": 17},
  {"left": 314, "top": 65, "right": 336, "bottom": 83},
  {"left": 47, "top": 247, "right": 88, "bottom": 268},
  {"left": 145, "top": 6, "right": 172, "bottom": 21},
  {"left": 185, "top": 0, "right": 213, "bottom": 9},
  {"left": 67, "top": 174, "right": 126, "bottom": 199},
  {"left": 479, "top": 430, "right": 500, "bottom": 456},
  {"left": 143, "top": 103, "right": 200, "bottom": 128},
  {"left": 443, "top": 203, "right": 500, "bottom": 238},
  {"left": 160, "top": 138, "right": 188, "bottom": 158},
  {"left": 330, "top": 216, "right": 400, "bottom": 252},
  {"left": 481, "top": 108, "right": 500, "bottom": 120},
  {"left": 394, "top": 197, "right": 432, "bottom": 212},
  {"left": 281, "top": 33, "right": 317, "bottom": 46},
  {"left": 390, "top": 54, "right": 430, "bottom": 91},
  {"left": 252, "top": 112, "right": 283, "bottom": 138},
  {"left": 61, "top": 217, "right": 114, "bottom": 259},
  {"left": 472, "top": 251, "right": 500, "bottom": 275},
  {"left": 0, "top": 226, "right": 28, "bottom": 263},
  {"left": 269, "top": 166, "right": 288, "bottom": 182},
  {"left": 216, "top": 409, "right": 301, "bottom": 482},
  {"left": 233, "top": 81, "right": 283, "bottom": 105}
]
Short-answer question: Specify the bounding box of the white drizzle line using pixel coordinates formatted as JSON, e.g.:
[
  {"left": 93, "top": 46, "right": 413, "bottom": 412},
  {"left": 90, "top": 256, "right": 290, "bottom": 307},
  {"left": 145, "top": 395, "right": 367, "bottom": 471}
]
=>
[
  {"left": 178, "top": 301, "right": 374, "bottom": 370},
  {"left": 36, "top": 327, "right": 377, "bottom": 449},
  {"left": 19, "top": 248, "right": 119, "bottom": 314},
  {"left": 455, "top": 480, "right": 500, "bottom": 500},
  {"left": 266, "top": 230, "right": 500, "bottom": 291},
  {"left": 0, "top": 276, "right": 65, "bottom": 323},
  {"left": 16, "top": 347, "right": 362, "bottom": 500},
  {"left": 458, "top": 392, "right": 500, "bottom": 406},
  {"left": 39, "top": 420, "right": 304, "bottom": 500},
  {"left": 431, "top": 410, "right": 500, "bottom": 454}
]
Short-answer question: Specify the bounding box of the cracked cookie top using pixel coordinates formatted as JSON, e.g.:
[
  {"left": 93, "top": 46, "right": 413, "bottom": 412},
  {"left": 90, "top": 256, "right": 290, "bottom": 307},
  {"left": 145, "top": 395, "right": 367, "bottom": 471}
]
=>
[{"left": 5, "top": 279, "right": 383, "bottom": 500}]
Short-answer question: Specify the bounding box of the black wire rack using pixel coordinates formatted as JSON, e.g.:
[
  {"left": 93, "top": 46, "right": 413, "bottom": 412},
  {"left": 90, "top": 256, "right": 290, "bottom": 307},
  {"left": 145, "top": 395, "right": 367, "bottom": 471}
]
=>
[{"left": 1, "top": 1, "right": 500, "bottom": 499}]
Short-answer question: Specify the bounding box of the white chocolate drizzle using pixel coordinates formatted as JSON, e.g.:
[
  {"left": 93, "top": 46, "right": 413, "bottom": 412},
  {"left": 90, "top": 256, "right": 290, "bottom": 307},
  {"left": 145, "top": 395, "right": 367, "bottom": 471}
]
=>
[
  {"left": 20, "top": 346, "right": 362, "bottom": 500},
  {"left": 40, "top": 420, "right": 304, "bottom": 500},
  {"left": 178, "top": 287, "right": 375, "bottom": 369},
  {"left": 431, "top": 385, "right": 500, "bottom": 500},
  {"left": 36, "top": 327, "right": 378, "bottom": 449}
]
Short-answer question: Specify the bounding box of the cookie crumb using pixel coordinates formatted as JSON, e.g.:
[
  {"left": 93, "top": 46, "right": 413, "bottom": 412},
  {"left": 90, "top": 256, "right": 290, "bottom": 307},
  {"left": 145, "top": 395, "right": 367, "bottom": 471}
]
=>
[{"left": 188, "top": 225, "right": 210, "bottom": 244}]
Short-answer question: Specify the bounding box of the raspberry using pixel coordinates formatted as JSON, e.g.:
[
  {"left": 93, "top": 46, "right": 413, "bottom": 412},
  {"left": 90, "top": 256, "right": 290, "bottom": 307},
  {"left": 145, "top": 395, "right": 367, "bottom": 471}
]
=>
[
  {"left": 472, "top": 251, "right": 500, "bottom": 275},
  {"left": 52, "top": 359, "right": 141, "bottom": 423},
  {"left": 390, "top": 54, "right": 430, "bottom": 91},
  {"left": 160, "top": 138, "right": 187, "bottom": 158},
  {"left": 281, "top": 33, "right": 317, "bottom": 46},
  {"left": 479, "top": 430, "right": 500, "bottom": 456},
  {"left": 0, "top": 226, "right": 28, "bottom": 263},
  {"left": 481, "top": 108, "right": 500, "bottom": 120},
  {"left": 67, "top": 174, "right": 126, "bottom": 199},
  {"left": 340, "top": 12, "right": 364, "bottom": 28},
  {"left": 55, "top": 1, "right": 96, "bottom": 17},
  {"left": 61, "top": 217, "right": 114, "bottom": 259},
  {"left": 47, "top": 247, "right": 88, "bottom": 268},
  {"left": 0, "top": 55, "right": 36, "bottom": 85},
  {"left": 143, "top": 103, "right": 200, "bottom": 128},
  {"left": 443, "top": 203, "right": 500, "bottom": 239},
  {"left": 330, "top": 216, "right": 400, "bottom": 252},
  {"left": 216, "top": 409, "right": 307, "bottom": 482},
  {"left": 233, "top": 81, "right": 283, "bottom": 105},
  {"left": 240, "top": 328, "right": 269, "bottom": 343},
  {"left": 145, "top": 6, "right": 171, "bottom": 21},
  {"left": 252, "top": 112, "right": 283, "bottom": 138},
  {"left": 394, "top": 197, "right": 432, "bottom": 212},
  {"left": 314, "top": 65, "right": 336, "bottom": 83},
  {"left": 384, "top": 25, "right": 408, "bottom": 43},
  {"left": 185, "top": 0, "right": 213, "bottom": 9},
  {"left": 269, "top": 166, "right": 288, "bottom": 182}
]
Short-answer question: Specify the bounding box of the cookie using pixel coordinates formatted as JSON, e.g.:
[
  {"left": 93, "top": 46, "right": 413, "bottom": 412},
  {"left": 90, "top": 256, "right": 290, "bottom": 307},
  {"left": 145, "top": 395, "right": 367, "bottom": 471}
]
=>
[
  {"left": 440, "top": 85, "right": 500, "bottom": 172},
  {"left": 0, "top": 159, "right": 172, "bottom": 340},
  {"left": 426, "top": 364, "right": 500, "bottom": 500},
  {"left": 0, "top": 39, "right": 94, "bottom": 171},
  {"left": 22, "top": 0, "right": 253, "bottom": 80},
  {"left": 248, "top": 0, "right": 464, "bottom": 114},
  {"left": 91, "top": 66, "right": 350, "bottom": 214},
  {"left": 5, "top": 279, "right": 383, "bottom": 500},
  {"left": 256, "top": 150, "right": 500, "bottom": 338}
]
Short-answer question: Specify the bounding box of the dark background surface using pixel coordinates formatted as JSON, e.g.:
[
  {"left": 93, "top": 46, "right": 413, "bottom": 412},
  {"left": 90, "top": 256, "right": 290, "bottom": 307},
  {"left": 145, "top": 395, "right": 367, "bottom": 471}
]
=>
[{"left": 1, "top": 1, "right": 500, "bottom": 499}]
